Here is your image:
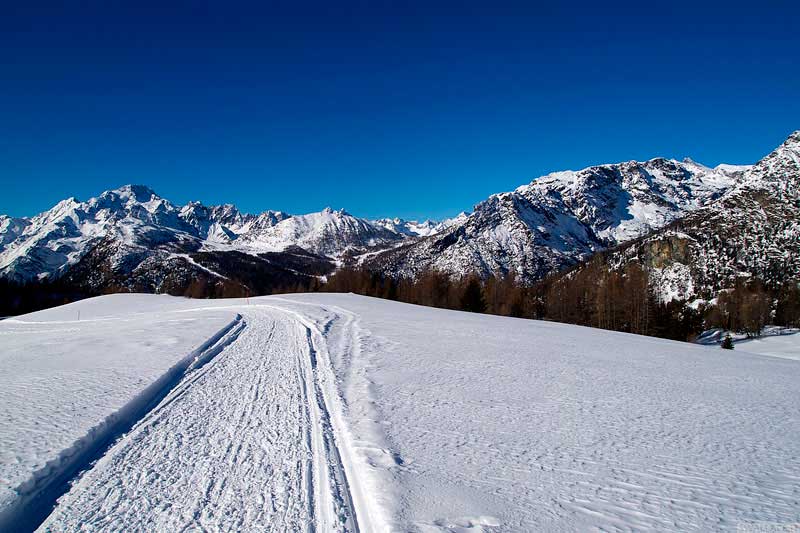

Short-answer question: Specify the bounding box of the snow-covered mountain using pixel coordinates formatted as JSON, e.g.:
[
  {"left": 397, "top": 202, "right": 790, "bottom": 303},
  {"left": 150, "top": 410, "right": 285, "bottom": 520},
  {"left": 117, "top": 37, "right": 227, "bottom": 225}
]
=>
[
  {"left": 0, "top": 186, "right": 408, "bottom": 291},
  {"left": 373, "top": 217, "right": 440, "bottom": 237},
  {"left": 178, "top": 201, "right": 290, "bottom": 244},
  {"left": 4, "top": 135, "right": 790, "bottom": 297},
  {"left": 372, "top": 214, "right": 475, "bottom": 238},
  {"left": 0, "top": 216, "right": 30, "bottom": 251},
  {"left": 586, "top": 131, "right": 800, "bottom": 301},
  {"left": 236, "top": 208, "right": 404, "bottom": 257},
  {"left": 368, "top": 157, "right": 749, "bottom": 281}
]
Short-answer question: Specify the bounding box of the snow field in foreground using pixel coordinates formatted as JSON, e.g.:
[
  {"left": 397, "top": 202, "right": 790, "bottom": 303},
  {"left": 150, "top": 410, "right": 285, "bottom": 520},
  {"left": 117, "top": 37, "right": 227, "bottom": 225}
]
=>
[
  {"left": 282, "top": 293, "right": 800, "bottom": 531},
  {"left": 0, "top": 295, "right": 237, "bottom": 531},
  {"left": 2, "top": 293, "right": 800, "bottom": 531}
]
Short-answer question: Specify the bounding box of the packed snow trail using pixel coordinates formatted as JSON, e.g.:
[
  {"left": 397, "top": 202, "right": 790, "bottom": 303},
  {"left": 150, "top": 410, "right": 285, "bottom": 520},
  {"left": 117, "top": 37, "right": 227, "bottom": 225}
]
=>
[{"left": 38, "top": 306, "right": 359, "bottom": 533}]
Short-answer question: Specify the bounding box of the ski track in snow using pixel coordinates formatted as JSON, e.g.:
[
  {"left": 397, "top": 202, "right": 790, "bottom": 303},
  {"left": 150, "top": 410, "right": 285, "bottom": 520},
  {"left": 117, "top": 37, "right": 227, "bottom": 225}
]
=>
[
  {"left": 3, "top": 293, "right": 799, "bottom": 532},
  {"left": 38, "top": 306, "right": 359, "bottom": 533}
]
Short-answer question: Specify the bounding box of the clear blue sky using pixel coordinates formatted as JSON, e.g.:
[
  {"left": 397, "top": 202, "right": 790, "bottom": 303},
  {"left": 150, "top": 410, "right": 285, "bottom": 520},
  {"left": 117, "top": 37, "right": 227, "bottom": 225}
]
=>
[{"left": 2, "top": 1, "right": 798, "bottom": 220}]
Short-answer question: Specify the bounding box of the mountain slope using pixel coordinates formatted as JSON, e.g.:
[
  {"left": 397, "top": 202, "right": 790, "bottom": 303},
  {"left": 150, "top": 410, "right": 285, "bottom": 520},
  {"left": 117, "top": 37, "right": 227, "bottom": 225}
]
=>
[
  {"left": 367, "top": 158, "right": 748, "bottom": 281},
  {"left": 587, "top": 131, "right": 800, "bottom": 301},
  {"left": 373, "top": 217, "right": 440, "bottom": 237}
]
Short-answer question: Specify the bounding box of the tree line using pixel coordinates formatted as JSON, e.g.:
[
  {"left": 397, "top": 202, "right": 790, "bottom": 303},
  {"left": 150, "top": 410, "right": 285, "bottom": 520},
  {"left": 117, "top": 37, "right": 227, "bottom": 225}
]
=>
[
  {"left": 3, "top": 260, "right": 798, "bottom": 343},
  {"left": 315, "top": 262, "right": 800, "bottom": 342}
]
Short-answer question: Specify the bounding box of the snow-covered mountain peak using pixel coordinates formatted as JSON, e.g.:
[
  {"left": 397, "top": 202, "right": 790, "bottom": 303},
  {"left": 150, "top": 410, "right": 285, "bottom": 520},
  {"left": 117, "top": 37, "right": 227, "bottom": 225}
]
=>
[
  {"left": 0, "top": 186, "right": 409, "bottom": 282},
  {"left": 235, "top": 207, "right": 404, "bottom": 257},
  {"left": 209, "top": 203, "right": 242, "bottom": 219},
  {"left": 318, "top": 207, "right": 351, "bottom": 217},
  {"left": 739, "top": 131, "right": 800, "bottom": 192},
  {"left": 47, "top": 197, "right": 82, "bottom": 218},
  {"left": 438, "top": 212, "right": 470, "bottom": 231},
  {"left": 373, "top": 217, "right": 442, "bottom": 237},
  {"left": 84, "top": 185, "right": 177, "bottom": 220},
  {"left": 179, "top": 201, "right": 209, "bottom": 218},
  {"left": 112, "top": 184, "right": 159, "bottom": 202},
  {"left": 577, "top": 130, "right": 800, "bottom": 303}
]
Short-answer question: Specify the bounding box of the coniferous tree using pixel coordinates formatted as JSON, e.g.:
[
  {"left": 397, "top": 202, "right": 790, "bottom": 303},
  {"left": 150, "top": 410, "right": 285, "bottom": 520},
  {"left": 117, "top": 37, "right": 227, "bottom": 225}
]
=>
[
  {"left": 775, "top": 283, "right": 800, "bottom": 327},
  {"left": 721, "top": 333, "right": 734, "bottom": 350},
  {"left": 460, "top": 277, "right": 487, "bottom": 313}
]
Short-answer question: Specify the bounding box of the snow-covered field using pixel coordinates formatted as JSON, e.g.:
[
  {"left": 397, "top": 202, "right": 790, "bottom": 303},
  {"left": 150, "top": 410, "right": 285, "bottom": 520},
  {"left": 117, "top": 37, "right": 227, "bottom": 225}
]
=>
[
  {"left": 0, "top": 296, "right": 236, "bottom": 531},
  {"left": 698, "top": 326, "right": 800, "bottom": 361},
  {"left": 1, "top": 294, "right": 798, "bottom": 532},
  {"left": 736, "top": 331, "right": 800, "bottom": 360}
]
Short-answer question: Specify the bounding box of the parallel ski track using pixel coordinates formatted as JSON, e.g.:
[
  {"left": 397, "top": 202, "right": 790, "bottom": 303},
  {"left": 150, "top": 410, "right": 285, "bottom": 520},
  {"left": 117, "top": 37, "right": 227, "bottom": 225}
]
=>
[
  {"left": 2, "top": 314, "right": 245, "bottom": 533},
  {"left": 37, "top": 306, "right": 360, "bottom": 532}
]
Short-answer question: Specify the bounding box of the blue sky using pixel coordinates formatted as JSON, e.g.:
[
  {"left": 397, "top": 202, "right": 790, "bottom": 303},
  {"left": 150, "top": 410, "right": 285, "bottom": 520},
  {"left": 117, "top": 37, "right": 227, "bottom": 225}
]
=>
[{"left": 1, "top": 1, "right": 798, "bottom": 220}]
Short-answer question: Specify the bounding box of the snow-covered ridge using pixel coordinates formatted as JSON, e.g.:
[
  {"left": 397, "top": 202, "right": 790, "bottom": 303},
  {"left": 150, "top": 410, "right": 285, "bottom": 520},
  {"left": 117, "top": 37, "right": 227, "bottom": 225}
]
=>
[
  {"left": 234, "top": 207, "right": 405, "bottom": 257},
  {"left": 0, "top": 186, "right": 428, "bottom": 282},
  {"left": 0, "top": 137, "right": 774, "bottom": 286},
  {"left": 515, "top": 156, "right": 748, "bottom": 243},
  {"left": 373, "top": 217, "right": 440, "bottom": 237},
  {"left": 369, "top": 153, "right": 751, "bottom": 281}
]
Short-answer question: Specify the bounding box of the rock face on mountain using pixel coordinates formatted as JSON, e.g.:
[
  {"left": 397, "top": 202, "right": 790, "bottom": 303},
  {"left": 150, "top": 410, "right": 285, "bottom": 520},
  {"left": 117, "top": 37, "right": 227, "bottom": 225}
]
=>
[
  {"left": 593, "top": 131, "right": 800, "bottom": 302},
  {"left": 367, "top": 158, "right": 748, "bottom": 281},
  {"left": 0, "top": 185, "right": 408, "bottom": 293}
]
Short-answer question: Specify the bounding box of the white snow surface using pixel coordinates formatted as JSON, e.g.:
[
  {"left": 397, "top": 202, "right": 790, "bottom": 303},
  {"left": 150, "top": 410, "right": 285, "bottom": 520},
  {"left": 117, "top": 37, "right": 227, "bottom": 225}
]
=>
[
  {"left": 0, "top": 295, "right": 236, "bottom": 530},
  {"left": 697, "top": 327, "right": 800, "bottom": 361},
  {"left": 736, "top": 330, "right": 800, "bottom": 360},
  {"left": 1, "top": 293, "right": 798, "bottom": 532}
]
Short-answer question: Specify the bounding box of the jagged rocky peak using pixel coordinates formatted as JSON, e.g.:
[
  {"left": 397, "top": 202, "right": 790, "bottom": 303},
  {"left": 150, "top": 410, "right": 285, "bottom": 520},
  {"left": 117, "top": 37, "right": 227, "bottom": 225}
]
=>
[
  {"left": 209, "top": 203, "right": 246, "bottom": 223},
  {"left": 88, "top": 184, "right": 165, "bottom": 212},
  {"left": 0, "top": 182, "right": 418, "bottom": 284},
  {"left": 318, "top": 206, "right": 352, "bottom": 217},
  {"left": 3, "top": 133, "right": 796, "bottom": 295},
  {"left": 233, "top": 206, "right": 406, "bottom": 257}
]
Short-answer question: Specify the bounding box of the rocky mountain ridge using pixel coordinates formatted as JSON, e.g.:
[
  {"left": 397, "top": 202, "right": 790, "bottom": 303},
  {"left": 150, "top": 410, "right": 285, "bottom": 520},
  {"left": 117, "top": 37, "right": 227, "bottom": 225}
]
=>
[
  {"left": 5, "top": 132, "right": 796, "bottom": 303},
  {"left": 591, "top": 131, "right": 800, "bottom": 302},
  {"left": 366, "top": 156, "right": 750, "bottom": 281}
]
